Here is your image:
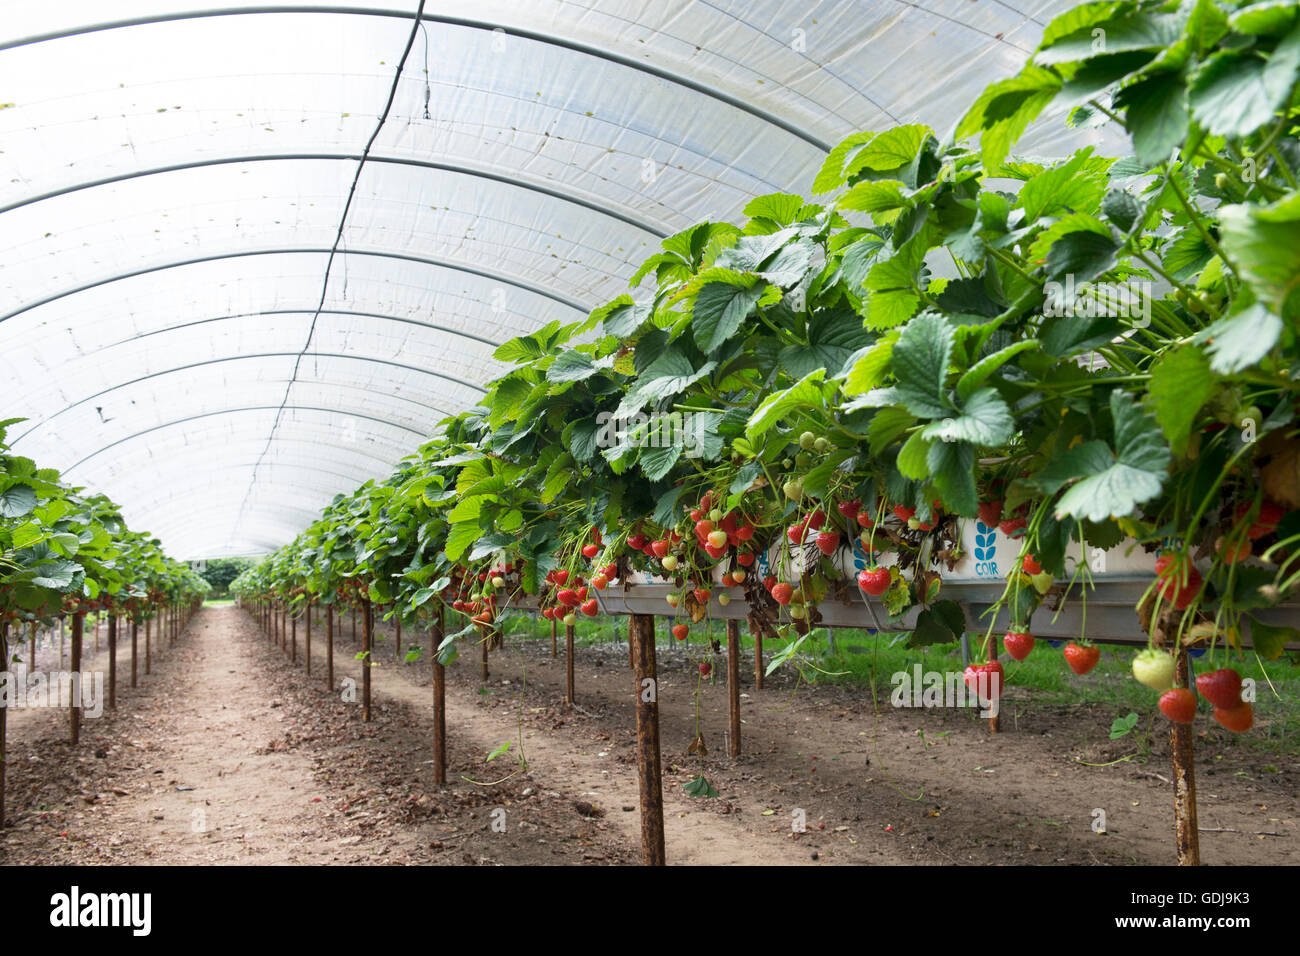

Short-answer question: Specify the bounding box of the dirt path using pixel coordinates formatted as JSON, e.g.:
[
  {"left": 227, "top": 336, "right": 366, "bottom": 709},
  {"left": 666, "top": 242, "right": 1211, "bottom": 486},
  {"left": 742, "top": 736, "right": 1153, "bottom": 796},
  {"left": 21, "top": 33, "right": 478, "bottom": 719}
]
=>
[
  {"left": 4, "top": 606, "right": 1295, "bottom": 866},
  {"left": 0, "top": 607, "right": 634, "bottom": 865}
]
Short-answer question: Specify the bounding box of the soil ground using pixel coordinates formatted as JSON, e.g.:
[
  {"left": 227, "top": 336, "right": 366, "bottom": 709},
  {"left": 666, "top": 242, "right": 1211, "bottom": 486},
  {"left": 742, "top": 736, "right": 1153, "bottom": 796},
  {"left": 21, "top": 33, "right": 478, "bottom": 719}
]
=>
[{"left": 1, "top": 606, "right": 1295, "bottom": 865}]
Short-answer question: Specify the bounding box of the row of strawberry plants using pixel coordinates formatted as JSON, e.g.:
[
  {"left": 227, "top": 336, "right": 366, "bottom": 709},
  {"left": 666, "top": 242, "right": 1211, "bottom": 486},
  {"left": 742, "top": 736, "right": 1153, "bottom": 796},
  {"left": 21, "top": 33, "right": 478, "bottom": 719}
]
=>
[
  {"left": 1, "top": 418, "right": 210, "bottom": 636},
  {"left": 235, "top": 0, "right": 1300, "bottom": 735}
]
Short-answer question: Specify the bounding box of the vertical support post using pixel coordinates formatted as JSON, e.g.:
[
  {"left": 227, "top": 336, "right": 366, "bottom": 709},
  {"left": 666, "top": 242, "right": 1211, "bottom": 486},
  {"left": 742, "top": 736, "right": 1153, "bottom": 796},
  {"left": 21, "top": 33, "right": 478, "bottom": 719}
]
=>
[
  {"left": 108, "top": 615, "right": 118, "bottom": 710},
  {"left": 431, "top": 605, "right": 446, "bottom": 787},
  {"left": 565, "top": 622, "right": 576, "bottom": 708},
  {"left": 629, "top": 613, "right": 665, "bottom": 866},
  {"left": 726, "top": 619, "right": 741, "bottom": 758},
  {"left": 132, "top": 618, "right": 139, "bottom": 688},
  {"left": 983, "top": 632, "right": 1000, "bottom": 734},
  {"left": 361, "top": 598, "right": 372, "bottom": 723},
  {"left": 753, "top": 619, "right": 764, "bottom": 690},
  {"left": 29, "top": 620, "right": 36, "bottom": 672},
  {"left": 70, "top": 613, "right": 83, "bottom": 745},
  {"left": 281, "top": 604, "right": 287, "bottom": 652},
  {"left": 550, "top": 617, "right": 557, "bottom": 659},
  {"left": 305, "top": 600, "right": 312, "bottom": 677},
  {"left": 351, "top": 605, "right": 357, "bottom": 646},
  {"left": 291, "top": 609, "right": 297, "bottom": 664},
  {"left": 145, "top": 613, "right": 152, "bottom": 675},
  {"left": 94, "top": 614, "right": 100, "bottom": 655},
  {"left": 327, "top": 603, "right": 335, "bottom": 689},
  {"left": 1, "top": 623, "right": 9, "bottom": 829},
  {"left": 59, "top": 616, "right": 65, "bottom": 668},
  {"left": 479, "top": 625, "right": 489, "bottom": 681},
  {"left": 1171, "top": 644, "right": 1200, "bottom": 866}
]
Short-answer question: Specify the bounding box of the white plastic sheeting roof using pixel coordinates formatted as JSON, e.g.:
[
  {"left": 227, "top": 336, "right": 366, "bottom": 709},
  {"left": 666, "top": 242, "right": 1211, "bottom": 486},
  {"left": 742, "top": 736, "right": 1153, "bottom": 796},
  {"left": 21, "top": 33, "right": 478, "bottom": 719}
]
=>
[{"left": 0, "top": 1, "right": 1120, "bottom": 558}]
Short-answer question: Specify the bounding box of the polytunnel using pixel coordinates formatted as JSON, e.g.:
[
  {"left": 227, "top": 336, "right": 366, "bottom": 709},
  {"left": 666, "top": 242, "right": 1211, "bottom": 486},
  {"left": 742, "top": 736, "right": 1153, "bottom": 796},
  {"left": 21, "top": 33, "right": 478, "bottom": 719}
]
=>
[{"left": 0, "top": 1, "right": 1121, "bottom": 559}]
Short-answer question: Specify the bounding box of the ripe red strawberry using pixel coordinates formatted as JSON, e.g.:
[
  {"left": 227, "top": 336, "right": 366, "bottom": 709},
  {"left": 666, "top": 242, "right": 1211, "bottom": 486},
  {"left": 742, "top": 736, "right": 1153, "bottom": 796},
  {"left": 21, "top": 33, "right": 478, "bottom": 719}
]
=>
[
  {"left": 582, "top": 544, "right": 599, "bottom": 558},
  {"left": 602, "top": 563, "right": 617, "bottom": 578},
  {"left": 592, "top": 574, "right": 608, "bottom": 590},
  {"left": 762, "top": 575, "right": 777, "bottom": 592},
  {"left": 857, "top": 510, "right": 874, "bottom": 528},
  {"left": 627, "top": 534, "right": 648, "bottom": 550},
  {"left": 575, "top": 586, "right": 588, "bottom": 601},
  {"left": 1213, "top": 700, "right": 1253, "bottom": 732},
  {"left": 999, "top": 516, "right": 1027, "bottom": 536},
  {"left": 787, "top": 522, "right": 808, "bottom": 545},
  {"left": 771, "top": 582, "right": 794, "bottom": 605},
  {"left": 963, "top": 660, "right": 1004, "bottom": 703},
  {"left": 1022, "top": 554, "right": 1041, "bottom": 575},
  {"left": 806, "top": 509, "right": 827, "bottom": 530},
  {"left": 557, "top": 588, "right": 579, "bottom": 607},
  {"left": 977, "top": 499, "right": 1002, "bottom": 527},
  {"left": 736, "top": 523, "right": 755, "bottom": 541},
  {"left": 892, "top": 505, "right": 915, "bottom": 522},
  {"left": 699, "top": 661, "right": 712, "bottom": 677},
  {"left": 837, "top": 499, "right": 861, "bottom": 521},
  {"left": 672, "top": 624, "right": 689, "bottom": 640},
  {"left": 816, "top": 530, "right": 840, "bottom": 555},
  {"left": 857, "top": 567, "right": 890, "bottom": 595},
  {"left": 581, "top": 598, "right": 599, "bottom": 616},
  {"left": 704, "top": 543, "right": 727, "bottom": 559},
  {"left": 695, "top": 519, "right": 715, "bottom": 537},
  {"left": 736, "top": 551, "right": 755, "bottom": 567},
  {"left": 1195, "top": 668, "right": 1242, "bottom": 709},
  {"left": 693, "top": 588, "right": 711, "bottom": 605},
  {"left": 1155, "top": 554, "right": 1202, "bottom": 609},
  {"left": 1003, "top": 630, "right": 1035, "bottom": 661},
  {"left": 1063, "top": 642, "right": 1100, "bottom": 675},
  {"left": 1235, "top": 500, "right": 1284, "bottom": 539},
  {"left": 651, "top": 539, "right": 670, "bottom": 558},
  {"left": 1159, "top": 688, "right": 1198, "bottom": 724},
  {"left": 553, "top": 569, "right": 570, "bottom": 586}
]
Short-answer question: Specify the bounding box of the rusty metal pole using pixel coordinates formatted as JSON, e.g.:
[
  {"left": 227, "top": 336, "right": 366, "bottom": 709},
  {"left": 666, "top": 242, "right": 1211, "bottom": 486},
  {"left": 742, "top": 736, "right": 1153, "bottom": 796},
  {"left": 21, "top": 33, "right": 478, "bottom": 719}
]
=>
[
  {"left": 70, "top": 613, "right": 83, "bottom": 745},
  {"left": 1172, "top": 644, "right": 1200, "bottom": 865},
  {"left": 361, "top": 598, "right": 372, "bottom": 723},
  {"left": 565, "top": 622, "right": 576, "bottom": 708},
  {"left": 1, "top": 623, "right": 9, "bottom": 829},
  {"left": 983, "top": 632, "right": 1000, "bottom": 734},
  {"left": 305, "top": 600, "right": 312, "bottom": 677},
  {"left": 629, "top": 613, "right": 665, "bottom": 866},
  {"left": 145, "top": 613, "right": 152, "bottom": 675},
  {"left": 131, "top": 617, "right": 139, "bottom": 688},
  {"left": 281, "top": 604, "right": 288, "bottom": 653},
  {"left": 432, "top": 605, "right": 446, "bottom": 786},
  {"left": 108, "top": 615, "right": 118, "bottom": 710},
  {"left": 327, "top": 604, "right": 335, "bottom": 689},
  {"left": 726, "top": 619, "right": 741, "bottom": 758}
]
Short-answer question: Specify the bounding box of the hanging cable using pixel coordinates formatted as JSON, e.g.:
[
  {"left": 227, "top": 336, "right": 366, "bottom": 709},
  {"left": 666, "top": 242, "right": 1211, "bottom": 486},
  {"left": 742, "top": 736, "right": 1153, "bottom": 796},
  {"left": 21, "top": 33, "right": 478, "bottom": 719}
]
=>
[{"left": 231, "top": 0, "right": 430, "bottom": 546}]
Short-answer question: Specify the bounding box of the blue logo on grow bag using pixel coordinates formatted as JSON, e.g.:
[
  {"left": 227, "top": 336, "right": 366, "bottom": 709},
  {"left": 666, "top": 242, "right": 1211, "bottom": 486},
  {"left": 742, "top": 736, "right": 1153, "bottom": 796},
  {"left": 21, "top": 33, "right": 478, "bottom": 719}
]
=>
[
  {"left": 757, "top": 552, "right": 770, "bottom": 577},
  {"left": 973, "top": 521, "right": 999, "bottom": 576},
  {"left": 851, "top": 537, "right": 879, "bottom": 571}
]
